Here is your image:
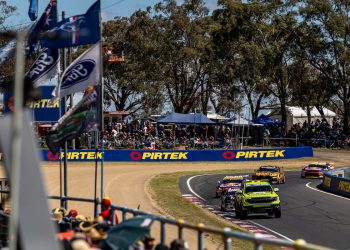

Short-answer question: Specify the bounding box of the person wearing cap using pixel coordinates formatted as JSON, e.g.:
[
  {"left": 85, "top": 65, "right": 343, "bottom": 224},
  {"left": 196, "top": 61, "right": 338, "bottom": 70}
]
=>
[
  {"left": 99, "top": 197, "right": 119, "bottom": 225},
  {"left": 170, "top": 239, "right": 189, "bottom": 250}
]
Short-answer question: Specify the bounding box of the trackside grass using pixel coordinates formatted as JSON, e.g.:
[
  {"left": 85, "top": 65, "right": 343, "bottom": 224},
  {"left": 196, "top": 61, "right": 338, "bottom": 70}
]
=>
[{"left": 149, "top": 169, "right": 284, "bottom": 250}]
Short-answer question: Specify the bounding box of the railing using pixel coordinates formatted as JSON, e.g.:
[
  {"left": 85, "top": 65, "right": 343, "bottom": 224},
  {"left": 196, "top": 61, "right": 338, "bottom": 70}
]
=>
[
  {"left": 0, "top": 192, "right": 333, "bottom": 249},
  {"left": 107, "top": 205, "right": 332, "bottom": 250}
]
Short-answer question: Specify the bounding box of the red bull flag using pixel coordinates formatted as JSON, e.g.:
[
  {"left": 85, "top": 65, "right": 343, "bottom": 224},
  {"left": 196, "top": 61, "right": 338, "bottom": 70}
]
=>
[{"left": 46, "top": 88, "right": 101, "bottom": 153}]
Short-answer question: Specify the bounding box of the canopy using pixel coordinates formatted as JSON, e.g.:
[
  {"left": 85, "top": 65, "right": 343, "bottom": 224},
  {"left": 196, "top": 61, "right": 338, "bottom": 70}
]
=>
[
  {"left": 252, "top": 114, "right": 282, "bottom": 126},
  {"left": 206, "top": 112, "right": 228, "bottom": 121},
  {"left": 159, "top": 112, "right": 215, "bottom": 124}
]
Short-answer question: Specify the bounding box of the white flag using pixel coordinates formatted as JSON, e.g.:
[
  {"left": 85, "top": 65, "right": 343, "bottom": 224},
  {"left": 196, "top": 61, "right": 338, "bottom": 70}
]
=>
[
  {"left": 54, "top": 41, "right": 100, "bottom": 98},
  {"left": 26, "top": 48, "right": 60, "bottom": 87}
]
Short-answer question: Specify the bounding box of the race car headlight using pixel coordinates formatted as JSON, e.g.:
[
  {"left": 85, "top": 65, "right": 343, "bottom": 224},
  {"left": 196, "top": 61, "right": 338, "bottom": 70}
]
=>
[
  {"left": 271, "top": 197, "right": 278, "bottom": 202},
  {"left": 244, "top": 198, "right": 251, "bottom": 203}
]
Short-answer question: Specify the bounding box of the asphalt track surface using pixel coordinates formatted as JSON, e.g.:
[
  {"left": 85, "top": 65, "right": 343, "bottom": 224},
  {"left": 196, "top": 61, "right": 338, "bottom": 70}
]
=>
[{"left": 180, "top": 171, "right": 350, "bottom": 250}]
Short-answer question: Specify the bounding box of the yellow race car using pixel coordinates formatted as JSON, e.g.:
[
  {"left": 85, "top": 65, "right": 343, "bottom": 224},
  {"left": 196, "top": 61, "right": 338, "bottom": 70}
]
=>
[{"left": 252, "top": 166, "right": 285, "bottom": 184}]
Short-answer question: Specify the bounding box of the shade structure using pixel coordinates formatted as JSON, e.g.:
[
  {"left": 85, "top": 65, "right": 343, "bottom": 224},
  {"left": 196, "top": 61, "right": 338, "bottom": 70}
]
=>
[
  {"left": 252, "top": 114, "right": 282, "bottom": 126},
  {"left": 159, "top": 112, "right": 215, "bottom": 124}
]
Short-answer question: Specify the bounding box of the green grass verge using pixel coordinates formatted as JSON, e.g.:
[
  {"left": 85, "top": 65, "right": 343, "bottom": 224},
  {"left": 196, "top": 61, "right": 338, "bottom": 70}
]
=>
[{"left": 149, "top": 169, "right": 283, "bottom": 249}]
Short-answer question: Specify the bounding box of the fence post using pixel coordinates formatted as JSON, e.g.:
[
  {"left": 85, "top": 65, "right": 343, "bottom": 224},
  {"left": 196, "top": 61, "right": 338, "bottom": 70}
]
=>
[
  {"left": 223, "top": 227, "right": 232, "bottom": 250},
  {"left": 111, "top": 209, "right": 116, "bottom": 226},
  {"left": 94, "top": 198, "right": 99, "bottom": 218},
  {"left": 122, "top": 207, "right": 127, "bottom": 222},
  {"left": 177, "top": 219, "right": 184, "bottom": 239},
  {"left": 160, "top": 221, "right": 166, "bottom": 245},
  {"left": 197, "top": 223, "right": 204, "bottom": 250}
]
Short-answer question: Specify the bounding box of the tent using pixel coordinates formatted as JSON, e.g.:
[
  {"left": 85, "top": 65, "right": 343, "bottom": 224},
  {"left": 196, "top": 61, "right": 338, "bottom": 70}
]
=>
[
  {"left": 252, "top": 114, "right": 282, "bottom": 126},
  {"left": 158, "top": 112, "right": 215, "bottom": 124},
  {"left": 224, "top": 114, "right": 249, "bottom": 126},
  {"left": 206, "top": 111, "right": 228, "bottom": 121},
  {"left": 269, "top": 106, "right": 337, "bottom": 129}
]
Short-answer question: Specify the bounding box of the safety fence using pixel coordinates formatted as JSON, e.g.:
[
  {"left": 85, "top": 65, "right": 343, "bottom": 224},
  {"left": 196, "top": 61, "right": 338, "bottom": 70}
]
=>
[
  {"left": 322, "top": 167, "right": 350, "bottom": 198},
  {"left": 40, "top": 146, "right": 313, "bottom": 162},
  {"left": 48, "top": 196, "right": 335, "bottom": 250}
]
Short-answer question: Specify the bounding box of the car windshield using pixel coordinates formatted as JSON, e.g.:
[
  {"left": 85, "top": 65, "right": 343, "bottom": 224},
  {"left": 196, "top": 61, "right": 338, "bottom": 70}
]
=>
[
  {"left": 245, "top": 184, "right": 272, "bottom": 193},
  {"left": 223, "top": 179, "right": 242, "bottom": 184},
  {"left": 259, "top": 167, "right": 278, "bottom": 172},
  {"left": 308, "top": 164, "right": 327, "bottom": 169}
]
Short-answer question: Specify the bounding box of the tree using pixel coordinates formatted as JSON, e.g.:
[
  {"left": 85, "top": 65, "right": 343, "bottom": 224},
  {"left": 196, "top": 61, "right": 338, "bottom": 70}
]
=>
[
  {"left": 297, "top": 0, "right": 350, "bottom": 134},
  {"left": 103, "top": 17, "right": 164, "bottom": 117},
  {"left": 212, "top": 0, "right": 272, "bottom": 118}
]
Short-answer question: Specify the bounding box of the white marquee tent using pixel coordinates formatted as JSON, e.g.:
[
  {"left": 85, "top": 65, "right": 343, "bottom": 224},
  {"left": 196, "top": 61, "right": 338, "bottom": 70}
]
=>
[{"left": 270, "top": 106, "right": 337, "bottom": 129}]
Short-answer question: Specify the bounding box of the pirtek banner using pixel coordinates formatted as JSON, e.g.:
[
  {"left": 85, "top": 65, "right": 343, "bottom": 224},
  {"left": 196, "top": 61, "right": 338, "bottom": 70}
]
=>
[
  {"left": 322, "top": 171, "right": 350, "bottom": 198},
  {"left": 41, "top": 146, "right": 313, "bottom": 162}
]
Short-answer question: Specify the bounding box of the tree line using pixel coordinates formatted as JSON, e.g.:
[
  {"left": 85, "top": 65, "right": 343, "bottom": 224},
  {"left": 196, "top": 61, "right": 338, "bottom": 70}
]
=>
[
  {"left": 102, "top": 0, "right": 350, "bottom": 135},
  {"left": 0, "top": 0, "right": 349, "bottom": 134}
]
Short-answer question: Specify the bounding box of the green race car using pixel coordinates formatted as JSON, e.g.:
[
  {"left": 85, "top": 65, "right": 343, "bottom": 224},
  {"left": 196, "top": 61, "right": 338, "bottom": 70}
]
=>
[{"left": 234, "top": 180, "right": 281, "bottom": 219}]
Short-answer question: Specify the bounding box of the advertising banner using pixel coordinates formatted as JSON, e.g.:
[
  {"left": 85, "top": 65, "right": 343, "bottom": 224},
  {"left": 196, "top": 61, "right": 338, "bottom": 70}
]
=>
[
  {"left": 4, "top": 86, "right": 63, "bottom": 122},
  {"left": 41, "top": 146, "right": 313, "bottom": 162}
]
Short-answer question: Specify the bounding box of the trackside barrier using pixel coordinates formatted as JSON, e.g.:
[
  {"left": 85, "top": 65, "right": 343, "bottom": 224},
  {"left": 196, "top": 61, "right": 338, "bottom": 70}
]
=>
[
  {"left": 107, "top": 205, "right": 332, "bottom": 250},
  {"left": 0, "top": 193, "right": 333, "bottom": 249},
  {"left": 322, "top": 167, "right": 350, "bottom": 198},
  {"left": 40, "top": 146, "right": 313, "bottom": 162}
]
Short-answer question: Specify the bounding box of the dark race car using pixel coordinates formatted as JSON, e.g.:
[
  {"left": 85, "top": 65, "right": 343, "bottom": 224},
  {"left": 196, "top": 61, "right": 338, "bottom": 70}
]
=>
[
  {"left": 301, "top": 162, "right": 335, "bottom": 179},
  {"left": 220, "top": 187, "right": 239, "bottom": 211},
  {"left": 215, "top": 175, "right": 248, "bottom": 198}
]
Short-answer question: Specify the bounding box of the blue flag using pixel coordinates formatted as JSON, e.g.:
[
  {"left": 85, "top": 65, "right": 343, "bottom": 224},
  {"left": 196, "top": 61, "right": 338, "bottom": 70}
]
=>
[
  {"left": 40, "top": 0, "right": 100, "bottom": 49},
  {"left": 28, "top": 0, "right": 38, "bottom": 21},
  {"left": 27, "top": 0, "right": 57, "bottom": 56}
]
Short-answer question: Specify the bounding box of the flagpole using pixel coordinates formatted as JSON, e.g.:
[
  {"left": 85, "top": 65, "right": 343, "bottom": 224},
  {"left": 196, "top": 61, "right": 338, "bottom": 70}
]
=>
[
  {"left": 62, "top": 11, "right": 68, "bottom": 210},
  {"left": 99, "top": 0, "right": 105, "bottom": 202}
]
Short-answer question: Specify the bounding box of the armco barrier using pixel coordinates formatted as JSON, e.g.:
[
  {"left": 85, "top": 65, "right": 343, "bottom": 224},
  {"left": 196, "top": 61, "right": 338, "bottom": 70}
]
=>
[
  {"left": 322, "top": 167, "right": 350, "bottom": 198},
  {"left": 41, "top": 146, "right": 313, "bottom": 162}
]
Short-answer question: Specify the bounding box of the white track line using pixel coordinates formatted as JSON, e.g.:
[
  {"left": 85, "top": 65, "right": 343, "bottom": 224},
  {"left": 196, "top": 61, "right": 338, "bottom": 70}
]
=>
[
  {"left": 247, "top": 220, "right": 294, "bottom": 242},
  {"left": 305, "top": 182, "right": 350, "bottom": 201},
  {"left": 186, "top": 175, "right": 207, "bottom": 201},
  {"left": 186, "top": 174, "right": 294, "bottom": 242}
]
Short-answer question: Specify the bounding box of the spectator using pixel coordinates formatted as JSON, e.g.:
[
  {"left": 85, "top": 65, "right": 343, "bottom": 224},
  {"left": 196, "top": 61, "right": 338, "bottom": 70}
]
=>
[
  {"left": 170, "top": 239, "right": 189, "bottom": 250},
  {"left": 99, "top": 197, "right": 119, "bottom": 225}
]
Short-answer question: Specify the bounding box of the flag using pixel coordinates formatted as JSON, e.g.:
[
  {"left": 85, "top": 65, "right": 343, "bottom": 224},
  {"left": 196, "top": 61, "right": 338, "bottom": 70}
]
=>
[
  {"left": 40, "top": 0, "right": 100, "bottom": 49},
  {"left": 0, "top": 40, "right": 16, "bottom": 64},
  {"left": 26, "top": 48, "right": 59, "bottom": 87},
  {"left": 28, "top": 0, "right": 38, "bottom": 21},
  {"left": 54, "top": 42, "right": 100, "bottom": 98},
  {"left": 46, "top": 88, "right": 101, "bottom": 153},
  {"left": 27, "top": 0, "right": 57, "bottom": 56}
]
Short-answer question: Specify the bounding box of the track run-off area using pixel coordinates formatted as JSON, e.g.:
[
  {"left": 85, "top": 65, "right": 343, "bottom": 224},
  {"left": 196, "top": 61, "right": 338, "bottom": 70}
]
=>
[{"left": 180, "top": 168, "right": 350, "bottom": 250}]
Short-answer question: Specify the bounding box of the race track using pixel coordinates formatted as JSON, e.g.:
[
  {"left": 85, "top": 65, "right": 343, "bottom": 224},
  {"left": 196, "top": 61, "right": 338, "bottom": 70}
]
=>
[{"left": 180, "top": 171, "right": 350, "bottom": 249}]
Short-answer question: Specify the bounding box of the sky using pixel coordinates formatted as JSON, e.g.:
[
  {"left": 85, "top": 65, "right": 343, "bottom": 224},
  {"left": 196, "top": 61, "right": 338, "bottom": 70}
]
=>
[{"left": 5, "top": 0, "right": 218, "bottom": 29}]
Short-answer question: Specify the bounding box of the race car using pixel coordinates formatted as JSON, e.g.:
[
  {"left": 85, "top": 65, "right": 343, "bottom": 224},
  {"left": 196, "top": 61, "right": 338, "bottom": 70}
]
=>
[
  {"left": 215, "top": 175, "right": 248, "bottom": 198},
  {"left": 220, "top": 187, "right": 238, "bottom": 211},
  {"left": 301, "top": 162, "right": 335, "bottom": 179},
  {"left": 234, "top": 180, "right": 281, "bottom": 219},
  {"left": 252, "top": 166, "right": 285, "bottom": 184}
]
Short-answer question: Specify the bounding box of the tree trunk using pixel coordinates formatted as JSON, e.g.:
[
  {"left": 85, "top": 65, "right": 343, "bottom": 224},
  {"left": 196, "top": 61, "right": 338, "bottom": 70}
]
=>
[
  {"left": 343, "top": 101, "right": 350, "bottom": 135},
  {"left": 280, "top": 98, "right": 287, "bottom": 132},
  {"left": 306, "top": 105, "right": 311, "bottom": 125}
]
